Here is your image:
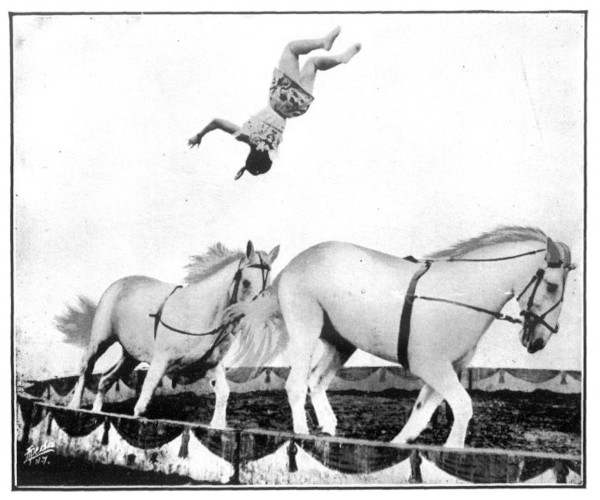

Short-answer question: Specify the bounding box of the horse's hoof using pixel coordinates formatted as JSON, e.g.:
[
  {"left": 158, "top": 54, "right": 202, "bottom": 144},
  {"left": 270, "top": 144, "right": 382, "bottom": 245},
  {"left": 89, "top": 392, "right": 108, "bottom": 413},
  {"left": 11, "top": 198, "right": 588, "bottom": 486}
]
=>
[
  {"left": 293, "top": 429, "right": 311, "bottom": 436},
  {"left": 391, "top": 435, "right": 416, "bottom": 445},
  {"left": 133, "top": 408, "right": 146, "bottom": 418},
  {"left": 443, "top": 442, "right": 465, "bottom": 449},
  {"left": 68, "top": 398, "right": 81, "bottom": 410}
]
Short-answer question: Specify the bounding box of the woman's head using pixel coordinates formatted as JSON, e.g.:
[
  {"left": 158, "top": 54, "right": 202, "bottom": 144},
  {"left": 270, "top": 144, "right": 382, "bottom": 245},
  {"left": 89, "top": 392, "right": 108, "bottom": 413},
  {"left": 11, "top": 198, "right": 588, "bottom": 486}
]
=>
[{"left": 244, "top": 147, "right": 272, "bottom": 176}]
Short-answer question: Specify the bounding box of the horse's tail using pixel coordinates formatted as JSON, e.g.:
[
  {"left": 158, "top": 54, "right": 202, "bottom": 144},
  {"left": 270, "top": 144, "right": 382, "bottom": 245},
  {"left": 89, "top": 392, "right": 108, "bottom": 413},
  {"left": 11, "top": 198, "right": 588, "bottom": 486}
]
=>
[
  {"left": 223, "top": 284, "right": 288, "bottom": 368},
  {"left": 54, "top": 295, "right": 98, "bottom": 348}
]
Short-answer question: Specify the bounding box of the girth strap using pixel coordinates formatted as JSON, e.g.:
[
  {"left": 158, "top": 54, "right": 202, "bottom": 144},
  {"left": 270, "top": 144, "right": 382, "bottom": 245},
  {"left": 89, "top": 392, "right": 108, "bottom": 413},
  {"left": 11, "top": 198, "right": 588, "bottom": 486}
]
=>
[
  {"left": 398, "top": 260, "right": 432, "bottom": 370},
  {"left": 147, "top": 284, "right": 241, "bottom": 367},
  {"left": 149, "top": 285, "right": 243, "bottom": 339},
  {"left": 149, "top": 285, "right": 183, "bottom": 339}
]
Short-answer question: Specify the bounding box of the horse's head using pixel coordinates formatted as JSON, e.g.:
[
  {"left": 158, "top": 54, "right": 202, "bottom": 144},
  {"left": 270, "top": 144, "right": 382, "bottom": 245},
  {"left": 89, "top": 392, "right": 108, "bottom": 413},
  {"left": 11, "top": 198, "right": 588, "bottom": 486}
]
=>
[
  {"left": 230, "top": 241, "right": 280, "bottom": 303},
  {"left": 516, "top": 237, "right": 576, "bottom": 354}
]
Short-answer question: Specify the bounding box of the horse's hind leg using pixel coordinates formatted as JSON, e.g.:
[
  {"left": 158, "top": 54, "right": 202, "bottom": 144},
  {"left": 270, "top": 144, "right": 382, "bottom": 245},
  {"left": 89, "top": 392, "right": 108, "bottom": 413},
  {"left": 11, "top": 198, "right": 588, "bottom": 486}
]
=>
[
  {"left": 392, "top": 384, "right": 443, "bottom": 444},
  {"left": 207, "top": 363, "right": 230, "bottom": 429},
  {"left": 92, "top": 352, "right": 138, "bottom": 412},
  {"left": 308, "top": 339, "right": 355, "bottom": 436},
  {"left": 69, "top": 288, "right": 118, "bottom": 409},
  {"left": 413, "top": 362, "right": 473, "bottom": 448},
  {"left": 281, "top": 293, "right": 324, "bottom": 435},
  {"left": 69, "top": 336, "right": 115, "bottom": 409}
]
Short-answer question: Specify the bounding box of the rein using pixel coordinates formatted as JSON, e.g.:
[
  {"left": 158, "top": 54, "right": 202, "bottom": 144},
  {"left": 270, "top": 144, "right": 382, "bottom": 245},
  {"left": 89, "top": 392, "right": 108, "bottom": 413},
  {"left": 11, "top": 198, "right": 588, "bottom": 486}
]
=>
[
  {"left": 430, "top": 248, "right": 546, "bottom": 263},
  {"left": 149, "top": 255, "right": 271, "bottom": 342},
  {"left": 397, "top": 246, "right": 568, "bottom": 369},
  {"left": 402, "top": 248, "right": 548, "bottom": 327},
  {"left": 409, "top": 295, "right": 525, "bottom": 325}
]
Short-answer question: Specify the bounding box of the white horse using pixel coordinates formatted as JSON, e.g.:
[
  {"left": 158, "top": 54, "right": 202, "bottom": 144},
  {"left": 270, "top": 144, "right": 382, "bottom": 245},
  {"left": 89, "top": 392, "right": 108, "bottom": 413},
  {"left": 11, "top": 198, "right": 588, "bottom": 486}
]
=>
[
  {"left": 224, "top": 227, "right": 575, "bottom": 447},
  {"left": 67, "top": 241, "right": 279, "bottom": 428}
]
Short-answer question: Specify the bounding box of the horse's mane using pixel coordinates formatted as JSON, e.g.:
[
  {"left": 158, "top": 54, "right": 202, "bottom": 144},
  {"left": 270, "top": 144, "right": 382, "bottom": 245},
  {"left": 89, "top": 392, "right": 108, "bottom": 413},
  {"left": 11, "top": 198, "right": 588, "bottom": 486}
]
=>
[
  {"left": 427, "top": 226, "right": 548, "bottom": 259},
  {"left": 184, "top": 243, "right": 244, "bottom": 284}
]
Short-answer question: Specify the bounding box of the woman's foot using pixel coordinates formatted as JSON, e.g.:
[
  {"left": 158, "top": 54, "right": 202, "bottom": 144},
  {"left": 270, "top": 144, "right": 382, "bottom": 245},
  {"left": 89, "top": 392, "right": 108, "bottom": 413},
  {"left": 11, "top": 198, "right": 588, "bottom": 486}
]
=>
[
  {"left": 322, "top": 26, "right": 341, "bottom": 51},
  {"left": 339, "top": 43, "right": 361, "bottom": 63}
]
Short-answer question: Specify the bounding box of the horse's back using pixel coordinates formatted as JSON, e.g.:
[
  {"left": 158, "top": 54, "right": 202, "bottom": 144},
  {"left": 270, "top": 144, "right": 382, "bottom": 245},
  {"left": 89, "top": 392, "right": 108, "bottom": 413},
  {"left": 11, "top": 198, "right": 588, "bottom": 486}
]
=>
[
  {"left": 101, "top": 275, "right": 175, "bottom": 311},
  {"left": 97, "top": 276, "right": 176, "bottom": 360},
  {"left": 277, "top": 242, "right": 421, "bottom": 362},
  {"left": 280, "top": 241, "right": 413, "bottom": 289}
]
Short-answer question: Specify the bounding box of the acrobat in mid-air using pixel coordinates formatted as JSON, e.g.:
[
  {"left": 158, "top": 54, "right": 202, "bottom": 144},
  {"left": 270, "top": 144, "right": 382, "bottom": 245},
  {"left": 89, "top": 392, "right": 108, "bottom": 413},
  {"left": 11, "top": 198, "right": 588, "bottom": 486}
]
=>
[{"left": 188, "top": 27, "right": 361, "bottom": 180}]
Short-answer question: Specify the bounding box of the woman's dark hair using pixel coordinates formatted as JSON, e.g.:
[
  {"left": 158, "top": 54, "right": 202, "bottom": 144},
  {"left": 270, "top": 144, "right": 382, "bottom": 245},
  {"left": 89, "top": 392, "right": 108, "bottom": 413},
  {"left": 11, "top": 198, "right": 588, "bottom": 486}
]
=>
[{"left": 244, "top": 147, "right": 272, "bottom": 176}]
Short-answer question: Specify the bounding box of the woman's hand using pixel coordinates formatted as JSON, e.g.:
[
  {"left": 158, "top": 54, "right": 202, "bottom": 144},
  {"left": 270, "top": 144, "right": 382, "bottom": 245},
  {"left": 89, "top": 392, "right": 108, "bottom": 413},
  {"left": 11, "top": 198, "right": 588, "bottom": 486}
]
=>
[
  {"left": 188, "top": 134, "right": 202, "bottom": 148},
  {"left": 188, "top": 119, "right": 240, "bottom": 149}
]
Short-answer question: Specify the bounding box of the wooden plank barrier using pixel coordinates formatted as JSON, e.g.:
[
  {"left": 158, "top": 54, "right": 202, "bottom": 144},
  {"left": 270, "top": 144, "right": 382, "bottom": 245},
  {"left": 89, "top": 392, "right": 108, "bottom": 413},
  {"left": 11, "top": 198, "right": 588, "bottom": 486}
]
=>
[{"left": 15, "top": 394, "right": 582, "bottom": 486}]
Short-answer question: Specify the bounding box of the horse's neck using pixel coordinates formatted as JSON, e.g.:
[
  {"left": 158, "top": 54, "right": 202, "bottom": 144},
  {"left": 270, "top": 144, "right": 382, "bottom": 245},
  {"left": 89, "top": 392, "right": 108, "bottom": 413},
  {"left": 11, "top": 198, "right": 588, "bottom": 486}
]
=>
[
  {"left": 184, "top": 260, "right": 237, "bottom": 309},
  {"left": 463, "top": 242, "right": 545, "bottom": 307},
  {"left": 505, "top": 245, "right": 546, "bottom": 299}
]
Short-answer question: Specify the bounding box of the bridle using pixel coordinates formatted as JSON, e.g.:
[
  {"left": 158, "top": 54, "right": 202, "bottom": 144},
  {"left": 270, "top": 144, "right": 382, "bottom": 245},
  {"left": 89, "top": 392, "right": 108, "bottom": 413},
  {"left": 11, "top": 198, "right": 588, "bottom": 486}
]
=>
[
  {"left": 516, "top": 249, "right": 574, "bottom": 340},
  {"left": 149, "top": 254, "right": 271, "bottom": 339},
  {"left": 230, "top": 253, "right": 272, "bottom": 305},
  {"left": 404, "top": 243, "right": 574, "bottom": 334},
  {"left": 395, "top": 238, "right": 574, "bottom": 370}
]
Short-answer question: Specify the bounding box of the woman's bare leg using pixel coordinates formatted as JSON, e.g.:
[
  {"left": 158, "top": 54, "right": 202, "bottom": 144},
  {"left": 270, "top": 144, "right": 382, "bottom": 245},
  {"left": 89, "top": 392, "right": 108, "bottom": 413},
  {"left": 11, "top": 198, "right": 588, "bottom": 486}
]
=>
[
  {"left": 299, "top": 43, "right": 361, "bottom": 93},
  {"left": 278, "top": 26, "right": 341, "bottom": 80}
]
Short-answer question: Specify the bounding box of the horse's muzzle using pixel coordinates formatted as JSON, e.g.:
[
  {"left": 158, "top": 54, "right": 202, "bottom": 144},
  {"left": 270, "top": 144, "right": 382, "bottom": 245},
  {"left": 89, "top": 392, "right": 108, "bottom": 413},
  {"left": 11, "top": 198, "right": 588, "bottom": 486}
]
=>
[{"left": 527, "top": 337, "right": 545, "bottom": 354}]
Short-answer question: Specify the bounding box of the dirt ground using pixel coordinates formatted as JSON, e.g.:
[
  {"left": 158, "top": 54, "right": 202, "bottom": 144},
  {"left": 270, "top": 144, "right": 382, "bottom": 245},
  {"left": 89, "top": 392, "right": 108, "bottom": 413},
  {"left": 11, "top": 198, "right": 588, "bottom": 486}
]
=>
[
  {"left": 108, "top": 388, "right": 581, "bottom": 455},
  {"left": 16, "top": 388, "right": 581, "bottom": 487}
]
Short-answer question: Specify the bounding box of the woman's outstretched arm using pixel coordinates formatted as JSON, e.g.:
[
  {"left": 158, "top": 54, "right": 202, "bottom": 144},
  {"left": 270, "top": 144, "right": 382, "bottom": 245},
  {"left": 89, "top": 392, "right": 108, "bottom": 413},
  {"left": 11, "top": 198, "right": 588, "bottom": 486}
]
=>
[{"left": 188, "top": 118, "right": 242, "bottom": 147}]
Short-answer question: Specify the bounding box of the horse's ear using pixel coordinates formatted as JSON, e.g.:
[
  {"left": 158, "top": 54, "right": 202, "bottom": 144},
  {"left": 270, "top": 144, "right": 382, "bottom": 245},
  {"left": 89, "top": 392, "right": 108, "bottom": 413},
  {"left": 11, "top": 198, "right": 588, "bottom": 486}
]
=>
[
  {"left": 557, "top": 241, "right": 572, "bottom": 269},
  {"left": 546, "top": 238, "right": 562, "bottom": 267},
  {"left": 268, "top": 245, "right": 280, "bottom": 263},
  {"left": 246, "top": 240, "right": 255, "bottom": 258}
]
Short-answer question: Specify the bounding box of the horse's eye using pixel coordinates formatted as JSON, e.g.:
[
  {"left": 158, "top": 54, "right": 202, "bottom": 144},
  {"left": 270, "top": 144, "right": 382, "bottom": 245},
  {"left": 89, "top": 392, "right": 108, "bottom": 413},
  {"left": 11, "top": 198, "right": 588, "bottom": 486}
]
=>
[
  {"left": 547, "top": 282, "right": 559, "bottom": 294},
  {"left": 242, "top": 279, "right": 251, "bottom": 288}
]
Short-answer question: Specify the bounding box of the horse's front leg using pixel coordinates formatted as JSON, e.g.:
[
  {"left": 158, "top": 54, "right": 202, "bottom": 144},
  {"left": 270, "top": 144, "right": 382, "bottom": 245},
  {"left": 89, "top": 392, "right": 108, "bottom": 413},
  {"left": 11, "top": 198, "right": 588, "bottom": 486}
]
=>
[
  {"left": 208, "top": 363, "right": 230, "bottom": 429},
  {"left": 133, "top": 355, "right": 170, "bottom": 417},
  {"left": 392, "top": 384, "right": 443, "bottom": 444},
  {"left": 414, "top": 361, "right": 473, "bottom": 448}
]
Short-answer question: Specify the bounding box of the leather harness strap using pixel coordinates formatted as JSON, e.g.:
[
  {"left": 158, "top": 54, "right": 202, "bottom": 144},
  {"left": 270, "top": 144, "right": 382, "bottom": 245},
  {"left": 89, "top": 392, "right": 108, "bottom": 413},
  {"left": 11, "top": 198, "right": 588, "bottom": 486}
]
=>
[
  {"left": 149, "top": 285, "right": 237, "bottom": 339},
  {"left": 148, "top": 256, "right": 271, "bottom": 340},
  {"left": 396, "top": 244, "right": 570, "bottom": 370},
  {"left": 150, "top": 285, "right": 183, "bottom": 339},
  {"left": 149, "top": 285, "right": 239, "bottom": 339},
  {"left": 397, "top": 259, "right": 432, "bottom": 370}
]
